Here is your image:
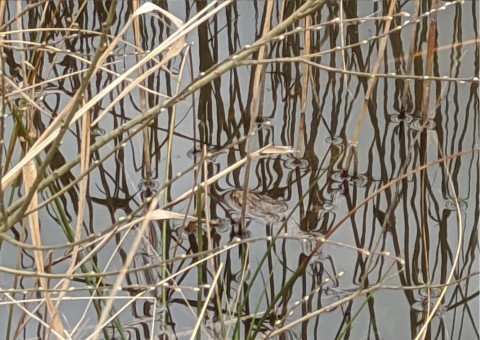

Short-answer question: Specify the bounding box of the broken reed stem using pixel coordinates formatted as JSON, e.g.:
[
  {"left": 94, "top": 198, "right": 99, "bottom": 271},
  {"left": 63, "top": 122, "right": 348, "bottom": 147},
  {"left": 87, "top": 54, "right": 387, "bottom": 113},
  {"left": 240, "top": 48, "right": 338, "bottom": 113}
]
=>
[
  {"left": 400, "top": 0, "right": 421, "bottom": 114},
  {"left": 295, "top": 13, "right": 311, "bottom": 160},
  {"left": 132, "top": 0, "right": 152, "bottom": 185},
  {"left": 238, "top": 1, "right": 324, "bottom": 234},
  {"left": 341, "top": 141, "right": 359, "bottom": 178},
  {"left": 239, "top": 0, "right": 274, "bottom": 234},
  {"left": 419, "top": 2, "right": 440, "bottom": 335},
  {"left": 340, "top": 0, "right": 398, "bottom": 178},
  {"left": 352, "top": 0, "right": 397, "bottom": 144},
  {"left": 1, "top": 0, "right": 324, "bottom": 226},
  {"left": 2, "top": 0, "right": 119, "bottom": 233},
  {"left": 421, "top": 0, "right": 438, "bottom": 124},
  {"left": 0, "top": 0, "right": 7, "bottom": 221}
]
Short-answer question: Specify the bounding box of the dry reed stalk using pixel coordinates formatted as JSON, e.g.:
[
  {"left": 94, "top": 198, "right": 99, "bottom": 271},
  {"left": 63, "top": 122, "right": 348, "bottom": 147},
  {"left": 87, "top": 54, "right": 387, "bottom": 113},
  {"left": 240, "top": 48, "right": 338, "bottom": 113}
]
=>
[
  {"left": 0, "top": 0, "right": 7, "bottom": 221},
  {"left": 338, "top": 0, "right": 350, "bottom": 94},
  {"left": 239, "top": 0, "right": 274, "bottom": 232},
  {"left": 324, "top": 147, "right": 479, "bottom": 240},
  {"left": 164, "top": 144, "right": 274, "bottom": 209},
  {"left": 0, "top": 4, "right": 140, "bottom": 190},
  {"left": 0, "top": 1, "right": 119, "bottom": 240},
  {"left": 420, "top": 0, "right": 438, "bottom": 123},
  {"left": 13, "top": 2, "right": 65, "bottom": 335},
  {"left": 22, "top": 160, "right": 66, "bottom": 336},
  {"left": 418, "top": 2, "right": 439, "bottom": 339},
  {"left": 400, "top": 0, "right": 421, "bottom": 113},
  {"left": 86, "top": 6, "right": 234, "bottom": 336},
  {"left": 0, "top": 1, "right": 227, "bottom": 193},
  {"left": 242, "top": 55, "right": 477, "bottom": 83},
  {"left": 159, "top": 14, "right": 192, "bottom": 322},
  {"left": 0, "top": 0, "right": 8, "bottom": 29},
  {"left": 133, "top": 0, "right": 152, "bottom": 185},
  {"left": 90, "top": 1, "right": 227, "bottom": 127},
  {"left": 414, "top": 147, "right": 465, "bottom": 340},
  {"left": 164, "top": 20, "right": 191, "bottom": 198},
  {"left": 337, "top": 0, "right": 397, "bottom": 178},
  {"left": 5, "top": 293, "right": 65, "bottom": 339},
  {"left": 25, "top": 1, "right": 62, "bottom": 88},
  {"left": 295, "top": 13, "right": 311, "bottom": 160},
  {"left": 191, "top": 262, "right": 224, "bottom": 339},
  {"left": 352, "top": 0, "right": 397, "bottom": 144},
  {"left": 54, "top": 96, "right": 91, "bottom": 320},
  {"left": 3, "top": 0, "right": 323, "bottom": 212},
  {"left": 0, "top": 1, "right": 48, "bottom": 33}
]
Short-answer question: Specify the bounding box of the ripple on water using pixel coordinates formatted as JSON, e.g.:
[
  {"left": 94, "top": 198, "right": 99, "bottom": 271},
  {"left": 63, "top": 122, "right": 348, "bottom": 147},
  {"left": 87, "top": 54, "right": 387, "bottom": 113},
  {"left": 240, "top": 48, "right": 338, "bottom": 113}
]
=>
[
  {"left": 412, "top": 287, "right": 445, "bottom": 316},
  {"left": 232, "top": 267, "right": 251, "bottom": 284},
  {"left": 409, "top": 117, "right": 436, "bottom": 131},
  {"left": 284, "top": 156, "right": 309, "bottom": 170},
  {"left": 445, "top": 198, "right": 468, "bottom": 211},
  {"left": 138, "top": 179, "right": 160, "bottom": 192},
  {"left": 186, "top": 145, "right": 224, "bottom": 162},
  {"left": 322, "top": 201, "right": 336, "bottom": 211},
  {"left": 326, "top": 136, "right": 345, "bottom": 146},
  {"left": 256, "top": 117, "right": 273, "bottom": 129},
  {"left": 388, "top": 113, "right": 414, "bottom": 124},
  {"left": 330, "top": 171, "right": 368, "bottom": 188},
  {"left": 214, "top": 219, "right": 230, "bottom": 233},
  {"left": 186, "top": 147, "right": 201, "bottom": 159}
]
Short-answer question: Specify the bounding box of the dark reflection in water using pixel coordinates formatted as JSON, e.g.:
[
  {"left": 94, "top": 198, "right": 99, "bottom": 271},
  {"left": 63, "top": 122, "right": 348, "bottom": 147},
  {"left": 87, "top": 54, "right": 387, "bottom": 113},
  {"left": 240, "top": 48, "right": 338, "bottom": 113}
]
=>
[{"left": 0, "top": 1, "right": 478, "bottom": 339}]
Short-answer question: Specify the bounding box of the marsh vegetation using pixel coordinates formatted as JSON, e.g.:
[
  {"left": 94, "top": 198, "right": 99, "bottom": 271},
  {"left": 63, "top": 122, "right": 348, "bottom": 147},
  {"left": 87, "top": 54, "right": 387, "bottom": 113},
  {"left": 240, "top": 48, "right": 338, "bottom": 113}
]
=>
[{"left": 0, "top": 0, "right": 478, "bottom": 339}]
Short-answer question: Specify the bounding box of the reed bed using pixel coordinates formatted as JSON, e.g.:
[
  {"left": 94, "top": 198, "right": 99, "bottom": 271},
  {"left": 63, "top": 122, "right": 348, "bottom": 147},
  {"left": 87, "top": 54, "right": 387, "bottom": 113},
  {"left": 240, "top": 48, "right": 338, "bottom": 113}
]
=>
[{"left": 0, "top": 1, "right": 478, "bottom": 339}]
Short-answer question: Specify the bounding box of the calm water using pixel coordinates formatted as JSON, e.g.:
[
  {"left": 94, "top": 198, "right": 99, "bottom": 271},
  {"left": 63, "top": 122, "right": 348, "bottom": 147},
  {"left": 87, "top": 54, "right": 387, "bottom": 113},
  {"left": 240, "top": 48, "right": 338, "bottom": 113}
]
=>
[{"left": 0, "top": 1, "right": 478, "bottom": 339}]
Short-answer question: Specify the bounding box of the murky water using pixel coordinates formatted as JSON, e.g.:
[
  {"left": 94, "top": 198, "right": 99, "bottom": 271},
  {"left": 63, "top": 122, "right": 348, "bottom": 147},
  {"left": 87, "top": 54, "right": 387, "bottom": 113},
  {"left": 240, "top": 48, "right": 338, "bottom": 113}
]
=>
[{"left": 0, "top": 1, "right": 478, "bottom": 339}]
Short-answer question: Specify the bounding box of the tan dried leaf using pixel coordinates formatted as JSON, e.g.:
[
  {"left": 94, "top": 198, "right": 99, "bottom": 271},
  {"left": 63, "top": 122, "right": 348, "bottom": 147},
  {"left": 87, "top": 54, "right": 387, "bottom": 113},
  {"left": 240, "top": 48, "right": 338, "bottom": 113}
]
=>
[
  {"left": 148, "top": 209, "right": 197, "bottom": 221},
  {"left": 259, "top": 145, "right": 295, "bottom": 155}
]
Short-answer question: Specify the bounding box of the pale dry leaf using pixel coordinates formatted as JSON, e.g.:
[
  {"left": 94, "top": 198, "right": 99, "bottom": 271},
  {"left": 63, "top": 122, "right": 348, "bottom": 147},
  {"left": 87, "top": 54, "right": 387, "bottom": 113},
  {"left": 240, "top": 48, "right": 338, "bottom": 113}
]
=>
[
  {"left": 22, "top": 160, "right": 37, "bottom": 191},
  {"left": 259, "top": 145, "right": 295, "bottom": 155},
  {"left": 148, "top": 209, "right": 197, "bottom": 221},
  {"left": 133, "top": 2, "right": 184, "bottom": 27},
  {"left": 91, "top": 35, "right": 185, "bottom": 126}
]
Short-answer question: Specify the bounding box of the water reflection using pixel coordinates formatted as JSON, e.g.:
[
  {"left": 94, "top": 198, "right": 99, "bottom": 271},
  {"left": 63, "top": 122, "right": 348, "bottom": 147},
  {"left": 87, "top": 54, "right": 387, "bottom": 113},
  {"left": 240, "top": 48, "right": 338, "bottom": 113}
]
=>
[{"left": 0, "top": 0, "right": 477, "bottom": 339}]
